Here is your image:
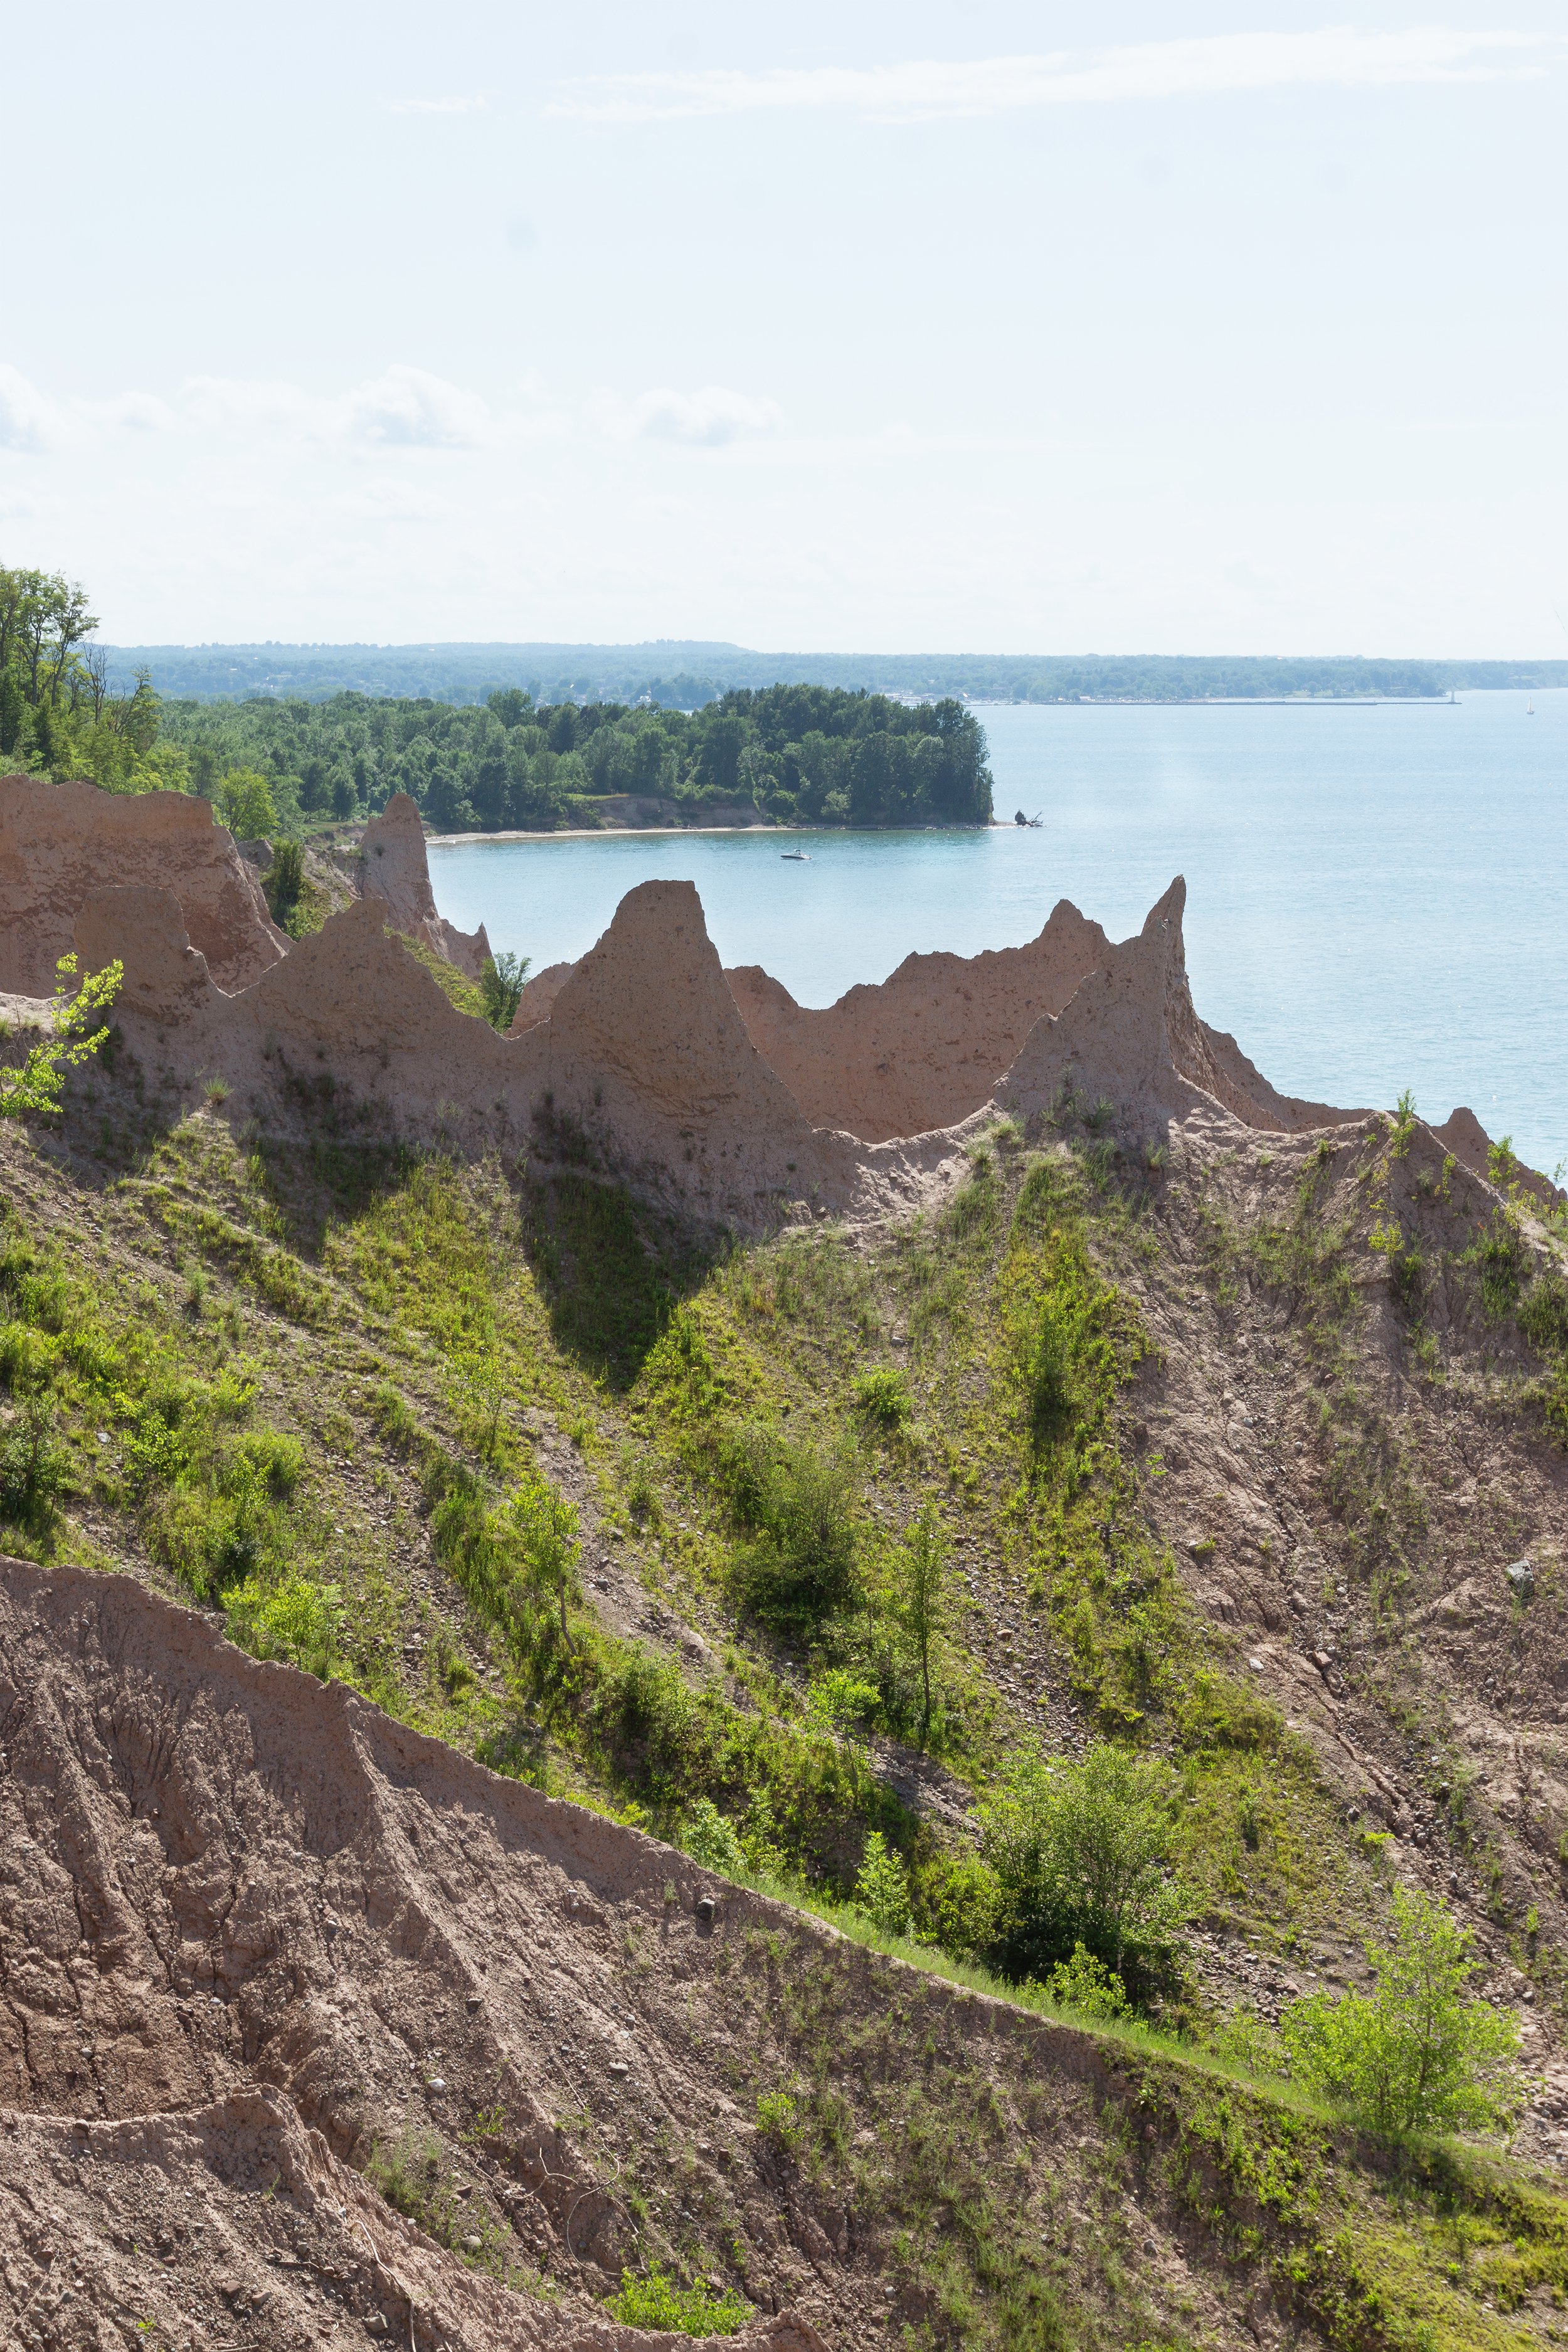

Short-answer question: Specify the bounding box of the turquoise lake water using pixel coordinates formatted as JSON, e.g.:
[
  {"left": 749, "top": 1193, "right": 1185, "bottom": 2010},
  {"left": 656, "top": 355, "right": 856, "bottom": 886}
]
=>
[{"left": 429, "top": 689, "right": 1568, "bottom": 1175}]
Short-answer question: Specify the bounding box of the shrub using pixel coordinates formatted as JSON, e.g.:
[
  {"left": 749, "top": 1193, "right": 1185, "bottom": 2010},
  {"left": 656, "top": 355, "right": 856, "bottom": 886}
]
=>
[
  {"left": 980, "top": 1742, "right": 1185, "bottom": 1995},
  {"left": 1279, "top": 1885, "right": 1523, "bottom": 2136},
  {"left": 371, "top": 1381, "right": 421, "bottom": 1455},
  {"left": 723, "top": 1424, "right": 859, "bottom": 1624},
  {"left": 949, "top": 1156, "right": 1000, "bottom": 1240},
  {"left": 226, "top": 1574, "right": 342, "bottom": 1678},
  {"left": 509, "top": 1471, "right": 581, "bottom": 1639},
  {"left": 1465, "top": 1210, "right": 1528, "bottom": 1323},
  {"left": 913, "top": 1845, "right": 1000, "bottom": 1957},
  {"left": 479, "top": 950, "right": 531, "bottom": 1032},
  {"left": 854, "top": 1830, "right": 911, "bottom": 1936},
  {"left": 684, "top": 1797, "right": 746, "bottom": 1877},
  {"left": 755, "top": 2089, "right": 800, "bottom": 2148},
  {"left": 607, "top": 2271, "right": 752, "bottom": 2337},
  {"left": 233, "top": 1429, "right": 304, "bottom": 1500},
  {"left": 1044, "top": 1941, "right": 1128, "bottom": 2020},
  {"left": 0, "top": 952, "right": 122, "bottom": 1120},
  {"left": 853, "top": 1366, "right": 911, "bottom": 1431},
  {"left": 806, "top": 1666, "right": 880, "bottom": 1740},
  {"left": 1521, "top": 1269, "right": 1568, "bottom": 1357},
  {"left": 260, "top": 840, "right": 303, "bottom": 932},
  {"left": 889, "top": 1498, "right": 946, "bottom": 1733},
  {"left": 0, "top": 1395, "right": 70, "bottom": 1533},
  {"left": 1015, "top": 1232, "right": 1124, "bottom": 1452},
  {"left": 1207, "top": 2008, "right": 1287, "bottom": 2078}
]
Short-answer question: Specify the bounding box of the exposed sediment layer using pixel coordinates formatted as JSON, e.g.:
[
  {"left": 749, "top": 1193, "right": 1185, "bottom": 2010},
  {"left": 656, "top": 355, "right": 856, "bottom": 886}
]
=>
[
  {"left": 50, "top": 859, "right": 1380, "bottom": 1229},
  {"left": 725, "top": 898, "right": 1112, "bottom": 1143},
  {"left": 0, "top": 1553, "right": 833, "bottom": 2352},
  {"left": 992, "top": 879, "right": 1366, "bottom": 1136},
  {"left": 0, "top": 773, "right": 287, "bottom": 995},
  {"left": 1436, "top": 1104, "right": 1565, "bottom": 1209},
  {"left": 11, "top": 773, "right": 1551, "bottom": 1222},
  {"left": 358, "top": 790, "right": 492, "bottom": 978},
  {"left": 68, "top": 877, "right": 913, "bottom": 1227}
]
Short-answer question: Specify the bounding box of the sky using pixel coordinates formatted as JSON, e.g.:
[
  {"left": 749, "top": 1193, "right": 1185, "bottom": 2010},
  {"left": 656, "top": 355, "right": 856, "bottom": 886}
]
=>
[{"left": 3, "top": 2, "right": 1566, "bottom": 655}]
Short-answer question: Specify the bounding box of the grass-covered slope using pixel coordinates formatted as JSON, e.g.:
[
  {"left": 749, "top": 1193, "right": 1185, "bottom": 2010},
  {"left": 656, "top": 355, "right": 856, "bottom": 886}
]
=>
[{"left": 5, "top": 1047, "right": 1568, "bottom": 2348}]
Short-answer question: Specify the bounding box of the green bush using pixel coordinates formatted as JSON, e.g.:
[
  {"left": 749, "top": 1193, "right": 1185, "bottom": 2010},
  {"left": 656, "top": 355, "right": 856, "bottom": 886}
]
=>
[
  {"left": 1044, "top": 1941, "right": 1128, "bottom": 2020},
  {"left": 607, "top": 2270, "right": 752, "bottom": 2336},
  {"left": 979, "top": 1742, "right": 1186, "bottom": 1996},
  {"left": 722, "top": 1423, "right": 860, "bottom": 1624},
  {"left": 1279, "top": 1885, "right": 1523, "bottom": 2136},
  {"left": 266, "top": 838, "right": 305, "bottom": 927},
  {"left": 226, "top": 1574, "right": 342, "bottom": 1678},
  {"left": 370, "top": 1380, "right": 421, "bottom": 1455},
  {"left": 889, "top": 1497, "right": 947, "bottom": 1734},
  {"left": 0, "top": 1395, "right": 69, "bottom": 1533},
  {"left": 912, "top": 1845, "right": 1000, "bottom": 1957},
  {"left": 684, "top": 1796, "right": 746, "bottom": 1877},
  {"left": 1465, "top": 1210, "right": 1528, "bottom": 1323},
  {"left": 479, "top": 951, "right": 531, "bottom": 1032},
  {"left": 806, "top": 1665, "right": 880, "bottom": 1739},
  {"left": 854, "top": 1830, "right": 911, "bottom": 1936},
  {"left": 755, "top": 2089, "right": 801, "bottom": 2148},
  {"left": 509, "top": 1470, "right": 581, "bottom": 1639},
  {"left": 1521, "top": 1269, "right": 1568, "bottom": 1356},
  {"left": 853, "top": 1365, "right": 912, "bottom": 1431}
]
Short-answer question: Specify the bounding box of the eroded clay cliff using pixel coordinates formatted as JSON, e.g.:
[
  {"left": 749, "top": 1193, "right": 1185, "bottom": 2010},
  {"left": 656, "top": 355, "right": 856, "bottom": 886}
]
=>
[
  {"left": 0, "top": 1554, "right": 842, "bottom": 2352},
  {"left": 989, "top": 878, "right": 1363, "bottom": 1140},
  {"left": 68, "top": 878, "right": 903, "bottom": 1228},
  {"left": 358, "top": 791, "right": 492, "bottom": 978},
  {"left": 0, "top": 773, "right": 286, "bottom": 995},
  {"left": 11, "top": 766, "right": 1540, "bottom": 1237},
  {"left": 724, "top": 899, "right": 1113, "bottom": 1143}
]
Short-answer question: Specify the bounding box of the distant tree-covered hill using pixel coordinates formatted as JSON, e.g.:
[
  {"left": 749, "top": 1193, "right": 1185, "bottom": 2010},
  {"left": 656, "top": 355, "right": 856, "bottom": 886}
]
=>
[
  {"left": 157, "top": 682, "right": 993, "bottom": 834},
  {"left": 99, "top": 640, "right": 1568, "bottom": 707}
]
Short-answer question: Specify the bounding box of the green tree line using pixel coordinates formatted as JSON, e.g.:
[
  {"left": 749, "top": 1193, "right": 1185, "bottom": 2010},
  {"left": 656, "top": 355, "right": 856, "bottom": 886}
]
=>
[
  {"left": 3, "top": 558, "right": 992, "bottom": 831},
  {"left": 92, "top": 637, "right": 1568, "bottom": 705},
  {"left": 156, "top": 679, "right": 993, "bottom": 832},
  {"left": 0, "top": 565, "right": 192, "bottom": 793}
]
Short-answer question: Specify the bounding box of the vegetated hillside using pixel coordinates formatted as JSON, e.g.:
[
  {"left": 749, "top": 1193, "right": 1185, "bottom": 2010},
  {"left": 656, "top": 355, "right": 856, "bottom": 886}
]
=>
[
  {"left": 95, "top": 639, "right": 1568, "bottom": 706},
  {"left": 150, "top": 684, "right": 993, "bottom": 835},
  {"left": 1, "top": 560, "right": 991, "bottom": 832},
  {"left": 6, "top": 1047, "right": 1568, "bottom": 2346}
]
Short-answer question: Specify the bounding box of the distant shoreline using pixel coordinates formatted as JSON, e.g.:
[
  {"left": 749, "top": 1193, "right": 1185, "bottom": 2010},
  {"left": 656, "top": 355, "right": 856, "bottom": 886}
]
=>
[{"left": 425, "top": 823, "right": 1000, "bottom": 845}]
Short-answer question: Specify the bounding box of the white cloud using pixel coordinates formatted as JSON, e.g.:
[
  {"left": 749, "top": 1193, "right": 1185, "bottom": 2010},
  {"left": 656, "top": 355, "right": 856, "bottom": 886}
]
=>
[
  {"left": 341, "top": 365, "right": 492, "bottom": 449},
  {"left": 335, "top": 476, "right": 452, "bottom": 521},
  {"left": 179, "top": 367, "right": 494, "bottom": 449},
  {"left": 592, "top": 384, "right": 784, "bottom": 446},
  {"left": 181, "top": 374, "right": 318, "bottom": 433},
  {"left": 0, "top": 365, "right": 56, "bottom": 452},
  {"left": 1, "top": 364, "right": 570, "bottom": 465},
  {"left": 80, "top": 389, "right": 176, "bottom": 433},
  {"left": 551, "top": 28, "right": 1563, "bottom": 124},
  {"left": 389, "top": 95, "right": 488, "bottom": 115}
]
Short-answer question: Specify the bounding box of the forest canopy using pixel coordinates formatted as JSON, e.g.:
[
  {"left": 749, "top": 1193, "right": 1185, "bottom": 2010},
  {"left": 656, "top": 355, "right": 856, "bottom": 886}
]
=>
[
  {"left": 1, "top": 558, "right": 992, "bottom": 835},
  {"left": 93, "top": 638, "right": 1568, "bottom": 707},
  {"left": 151, "top": 682, "right": 993, "bottom": 834},
  {"left": 1, "top": 564, "right": 191, "bottom": 795}
]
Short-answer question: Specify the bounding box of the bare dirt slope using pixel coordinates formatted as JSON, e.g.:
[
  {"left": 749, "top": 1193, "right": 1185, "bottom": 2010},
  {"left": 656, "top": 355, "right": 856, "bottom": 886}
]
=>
[
  {"left": 0, "top": 775, "right": 286, "bottom": 996},
  {"left": 1115, "top": 1112, "right": 1568, "bottom": 2095},
  {"left": 0, "top": 1554, "right": 841, "bottom": 2351},
  {"left": 0, "top": 1554, "right": 1468, "bottom": 2352}
]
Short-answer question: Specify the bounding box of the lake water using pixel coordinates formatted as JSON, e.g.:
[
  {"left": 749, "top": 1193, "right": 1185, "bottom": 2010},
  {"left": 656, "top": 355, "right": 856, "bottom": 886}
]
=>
[{"left": 430, "top": 690, "right": 1568, "bottom": 1175}]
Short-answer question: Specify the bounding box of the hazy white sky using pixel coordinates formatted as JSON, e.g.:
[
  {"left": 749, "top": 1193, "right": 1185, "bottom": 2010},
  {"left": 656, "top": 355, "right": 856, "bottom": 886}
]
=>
[{"left": 4, "top": 3, "right": 1565, "bottom": 654}]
